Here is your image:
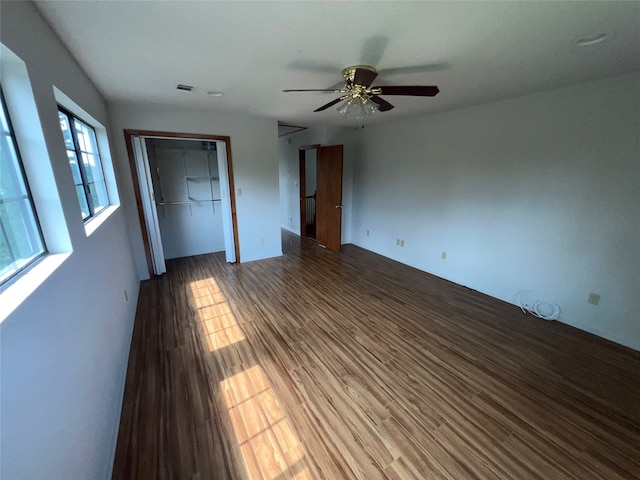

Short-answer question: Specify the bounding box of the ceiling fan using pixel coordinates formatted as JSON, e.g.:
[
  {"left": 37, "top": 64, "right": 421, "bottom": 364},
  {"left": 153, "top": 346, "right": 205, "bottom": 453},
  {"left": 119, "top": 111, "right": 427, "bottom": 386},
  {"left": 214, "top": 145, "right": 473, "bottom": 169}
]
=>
[{"left": 283, "top": 65, "right": 439, "bottom": 119}]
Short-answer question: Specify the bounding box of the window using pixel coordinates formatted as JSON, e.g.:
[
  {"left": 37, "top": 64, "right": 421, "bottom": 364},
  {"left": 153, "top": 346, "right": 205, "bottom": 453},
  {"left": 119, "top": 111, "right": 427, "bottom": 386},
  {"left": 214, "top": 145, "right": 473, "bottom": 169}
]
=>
[
  {"left": 58, "top": 107, "right": 109, "bottom": 220},
  {"left": 0, "top": 87, "right": 46, "bottom": 285}
]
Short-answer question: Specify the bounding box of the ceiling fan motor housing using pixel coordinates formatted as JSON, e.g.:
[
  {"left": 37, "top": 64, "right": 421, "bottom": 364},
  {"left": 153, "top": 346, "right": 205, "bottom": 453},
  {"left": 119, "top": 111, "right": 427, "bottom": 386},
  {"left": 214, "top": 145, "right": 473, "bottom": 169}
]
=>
[{"left": 342, "top": 65, "right": 377, "bottom": 88}]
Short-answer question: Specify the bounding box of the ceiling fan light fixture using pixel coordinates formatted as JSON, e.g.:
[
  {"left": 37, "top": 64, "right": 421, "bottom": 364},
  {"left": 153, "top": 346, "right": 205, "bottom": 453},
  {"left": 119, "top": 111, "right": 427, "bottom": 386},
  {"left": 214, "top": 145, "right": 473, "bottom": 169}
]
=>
[
  {"left": 336, "top": 99, "right": 351, "bottom": 115},
  {"left": 347, "top": 101, "right": 365, "bottom": 119},
  {"left": 362, "top": 98, "right": 379, "bottom": 116},
  {"left": 337, "top": 96, "right": 379, "bottom": 119}
]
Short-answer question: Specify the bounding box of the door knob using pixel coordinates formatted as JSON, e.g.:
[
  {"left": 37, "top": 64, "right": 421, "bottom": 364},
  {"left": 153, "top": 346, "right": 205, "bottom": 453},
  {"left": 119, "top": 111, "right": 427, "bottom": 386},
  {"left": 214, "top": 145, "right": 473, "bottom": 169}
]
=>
[{"left": 335, "top": 205, "right": 343, "bottom": 208}]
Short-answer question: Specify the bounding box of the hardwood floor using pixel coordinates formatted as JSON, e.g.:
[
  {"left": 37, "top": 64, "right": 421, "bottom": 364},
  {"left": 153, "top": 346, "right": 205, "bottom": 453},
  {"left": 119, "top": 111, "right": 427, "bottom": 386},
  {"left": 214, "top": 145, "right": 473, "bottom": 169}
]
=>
[{"left": 113, "top": 230, "right": 640, "bottom": 479}]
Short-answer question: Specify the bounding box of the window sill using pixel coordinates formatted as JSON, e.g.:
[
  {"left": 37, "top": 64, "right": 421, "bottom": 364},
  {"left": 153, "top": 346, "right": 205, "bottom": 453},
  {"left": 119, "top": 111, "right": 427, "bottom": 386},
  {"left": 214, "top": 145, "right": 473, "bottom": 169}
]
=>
[
  {"left": 85, "top": 204, "right": 119, "bottom": 237},
  {"left": 0, "top": 252, "right": 71, "bottom": 324}
]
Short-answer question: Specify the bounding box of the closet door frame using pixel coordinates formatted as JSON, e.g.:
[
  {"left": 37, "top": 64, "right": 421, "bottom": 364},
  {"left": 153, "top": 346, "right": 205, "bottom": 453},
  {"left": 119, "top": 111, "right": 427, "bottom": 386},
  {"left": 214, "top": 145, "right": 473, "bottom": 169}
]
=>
[{"left": 124, "top": 129, "right": 240, "bottom": 276}]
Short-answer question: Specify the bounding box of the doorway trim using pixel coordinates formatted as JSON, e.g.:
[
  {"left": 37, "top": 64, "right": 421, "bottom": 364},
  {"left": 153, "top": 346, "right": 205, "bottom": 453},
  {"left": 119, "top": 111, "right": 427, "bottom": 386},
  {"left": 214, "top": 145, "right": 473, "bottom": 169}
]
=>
[{"left": 124, "top": 129, "right": 240, "bottom": 276}]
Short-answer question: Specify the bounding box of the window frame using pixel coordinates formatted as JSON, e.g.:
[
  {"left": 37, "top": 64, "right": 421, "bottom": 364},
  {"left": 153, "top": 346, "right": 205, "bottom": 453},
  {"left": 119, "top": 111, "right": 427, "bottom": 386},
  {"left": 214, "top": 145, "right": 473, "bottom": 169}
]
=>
[
  {"left": 0, "top": 86, "right": 47, "bottom": 286},
  {"left": 58, "top": 105, "right": 109, "bottom": 221}
]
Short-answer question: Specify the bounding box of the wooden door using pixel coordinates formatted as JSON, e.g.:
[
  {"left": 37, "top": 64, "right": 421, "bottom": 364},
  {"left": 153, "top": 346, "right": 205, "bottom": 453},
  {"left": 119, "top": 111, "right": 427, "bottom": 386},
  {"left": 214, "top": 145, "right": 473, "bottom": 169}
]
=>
[{"left": 315, "top": 145, "right": 343, "bottom": 251}]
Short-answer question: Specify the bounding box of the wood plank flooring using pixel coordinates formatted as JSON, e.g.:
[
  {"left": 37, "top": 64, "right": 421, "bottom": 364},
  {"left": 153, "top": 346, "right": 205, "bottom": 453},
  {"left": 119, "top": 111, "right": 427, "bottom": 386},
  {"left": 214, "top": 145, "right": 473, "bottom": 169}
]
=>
[{"left": 113, "top": 230, "right": 640, "bottom": 479}]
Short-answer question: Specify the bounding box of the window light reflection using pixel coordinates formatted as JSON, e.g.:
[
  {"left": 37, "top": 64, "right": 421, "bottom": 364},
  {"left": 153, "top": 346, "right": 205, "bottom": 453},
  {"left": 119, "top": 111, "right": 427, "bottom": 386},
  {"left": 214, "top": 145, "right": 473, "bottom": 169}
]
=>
[
  {"left": 222, "top": 365, "right": 313, "bottom": 479},
  {"left": 190, "top": 278, "right": 245, "bottom": 351}
]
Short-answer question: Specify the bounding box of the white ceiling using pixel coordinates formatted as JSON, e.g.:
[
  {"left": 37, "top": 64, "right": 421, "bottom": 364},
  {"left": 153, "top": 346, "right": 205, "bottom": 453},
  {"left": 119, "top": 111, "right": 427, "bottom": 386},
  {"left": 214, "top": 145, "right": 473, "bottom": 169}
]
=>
[{"left": 35, "top": 1, "right": 640, "bottom": 128}]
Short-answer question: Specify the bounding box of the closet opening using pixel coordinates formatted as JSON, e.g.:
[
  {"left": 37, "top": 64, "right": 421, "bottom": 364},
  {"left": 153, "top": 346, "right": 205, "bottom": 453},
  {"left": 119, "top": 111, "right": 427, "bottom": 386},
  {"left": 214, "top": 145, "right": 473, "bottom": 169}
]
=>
[{"left": 125, "top": 130, "right": 239, "bottom": 276}]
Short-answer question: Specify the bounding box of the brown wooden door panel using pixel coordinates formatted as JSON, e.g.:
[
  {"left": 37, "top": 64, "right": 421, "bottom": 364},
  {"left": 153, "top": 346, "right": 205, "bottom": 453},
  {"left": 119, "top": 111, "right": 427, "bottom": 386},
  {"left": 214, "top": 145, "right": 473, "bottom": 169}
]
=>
[{"left": 316, "top": 145, "right": 343, "bottom": 251}]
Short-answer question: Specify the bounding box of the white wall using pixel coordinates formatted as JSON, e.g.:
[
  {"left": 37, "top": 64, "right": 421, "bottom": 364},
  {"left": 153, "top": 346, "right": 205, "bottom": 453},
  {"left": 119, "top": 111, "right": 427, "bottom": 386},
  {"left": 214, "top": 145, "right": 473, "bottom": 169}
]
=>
[
  {"left": 0, "top": 2, "right": 140, "bottom": 479},
  {"left": 109, "top": 103, "right": 281, "bottom": 272},
  {"left": 349, "top": 73, "right": 640, "bottom": 350}
]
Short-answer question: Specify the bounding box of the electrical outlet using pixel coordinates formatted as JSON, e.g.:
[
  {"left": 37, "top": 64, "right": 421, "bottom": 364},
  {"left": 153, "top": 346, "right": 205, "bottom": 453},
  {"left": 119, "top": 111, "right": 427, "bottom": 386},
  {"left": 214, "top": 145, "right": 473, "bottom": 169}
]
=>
[
  {"left": 396, "top": 239, "right": 400, "bottom": 245},
  {"left": 124, "top": 290, "right": 128, "bottom": 301},
  {"left": 366, "top": 230, "right": 370, "bottom": 236},
  {"left": 441, "top": 251, "right": 447, "bottom": 260},
  {"left": 400, "top": 240, "right": 405, "bottom": 247},
  {"left": 588, "top": 292, "right": 600, "bottom": 305},
  {"left": 259, "top": 238, "right": 264, "bottom": 245},
  {"left": 237, "top": 188, "right": 243, "bottom": 196}
]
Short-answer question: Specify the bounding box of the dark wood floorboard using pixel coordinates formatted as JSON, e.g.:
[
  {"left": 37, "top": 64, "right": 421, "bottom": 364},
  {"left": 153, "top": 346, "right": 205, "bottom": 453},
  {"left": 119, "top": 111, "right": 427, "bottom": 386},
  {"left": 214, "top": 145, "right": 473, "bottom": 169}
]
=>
[{"left": 113, "top": 230, "right": 640, "bottom": 479}]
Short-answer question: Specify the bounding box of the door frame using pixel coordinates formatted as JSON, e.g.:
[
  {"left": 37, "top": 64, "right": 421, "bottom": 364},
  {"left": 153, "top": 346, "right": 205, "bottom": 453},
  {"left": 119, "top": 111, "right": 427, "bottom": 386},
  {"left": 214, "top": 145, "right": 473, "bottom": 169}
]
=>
[
  {"left": 124, "top": 129, "right": 240, "bottom": 276},
  {"left": 298, "top": 144, "right": 320, "bottom": 238}
]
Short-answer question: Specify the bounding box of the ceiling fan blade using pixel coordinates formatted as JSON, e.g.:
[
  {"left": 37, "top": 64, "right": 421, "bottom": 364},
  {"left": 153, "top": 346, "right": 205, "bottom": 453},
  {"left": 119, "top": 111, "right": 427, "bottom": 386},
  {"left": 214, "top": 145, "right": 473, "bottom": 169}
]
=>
[
  {"left": 354, "top": 68, "right": 378, "bottom": 88},
  {"left": 378, "top": 63, "right": 450, "bottom": 76},
  {"left": 287, "top": 59, "right": 341, "bottom": 74},
  {"left": 314, "top": 97, "right": 347, "bottom": 112},
  {"left": 371, "top": 95, "right": 394, "bottom": 112},
  {"left": 283, "top": 89, "right": 346, "bottom": 93},
  {"left": 360, "top": 35, "right": 389, "bottom": 67},
  {"left": 375, "top": 85, "right": 439, "bottom": 97}
]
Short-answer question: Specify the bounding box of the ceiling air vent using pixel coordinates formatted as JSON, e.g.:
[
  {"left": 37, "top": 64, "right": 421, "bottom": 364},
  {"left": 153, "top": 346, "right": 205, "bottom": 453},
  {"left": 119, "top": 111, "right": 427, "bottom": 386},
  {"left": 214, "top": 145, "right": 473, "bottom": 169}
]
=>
[{"left": 176, "top": 84, "right": 195, "bottom": 92}]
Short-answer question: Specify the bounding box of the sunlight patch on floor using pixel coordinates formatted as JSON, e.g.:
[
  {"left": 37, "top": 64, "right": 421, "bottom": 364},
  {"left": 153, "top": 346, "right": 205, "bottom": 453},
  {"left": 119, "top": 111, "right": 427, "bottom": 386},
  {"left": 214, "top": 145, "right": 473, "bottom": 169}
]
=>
[
  {"left": 222, "top": 365, "right": 313, "bottom": 480},
  {"left": 190, "top": 278, "right": 245, "bottom": 352}
]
